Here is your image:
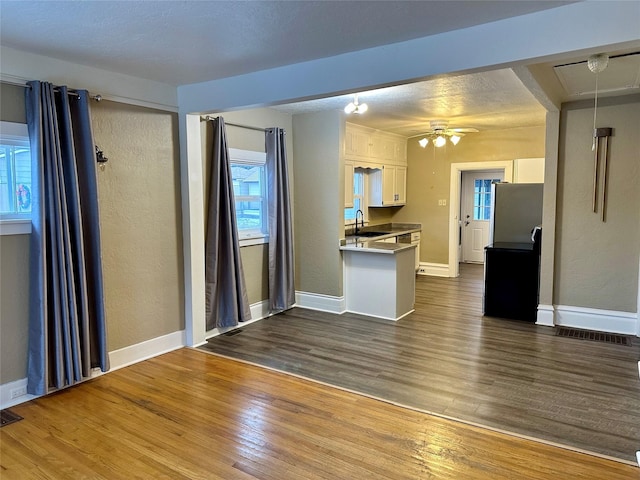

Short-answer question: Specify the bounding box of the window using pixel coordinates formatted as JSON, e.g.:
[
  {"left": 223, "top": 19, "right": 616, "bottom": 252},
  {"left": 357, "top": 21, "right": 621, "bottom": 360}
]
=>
[
  {"left": 229, "top": 148, "right": 268, "bottom": 245},
  {"left": 473, "top": 179, "right": 501, "bottom": 221},
  {"left": 0, "top": 122, "right": 32, "bottom": 235},
  {"left": 345, "top": 170, "right": 365, "bottom": 223}
]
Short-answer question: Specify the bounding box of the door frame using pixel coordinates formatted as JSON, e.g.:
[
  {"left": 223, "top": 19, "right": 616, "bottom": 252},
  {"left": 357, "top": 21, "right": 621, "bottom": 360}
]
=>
[
  {"left": 460, "top": 169, "right": 504, "bottom": 264},
  {"left": 448, "top": 161, "right": 513, "bottom": 277}
]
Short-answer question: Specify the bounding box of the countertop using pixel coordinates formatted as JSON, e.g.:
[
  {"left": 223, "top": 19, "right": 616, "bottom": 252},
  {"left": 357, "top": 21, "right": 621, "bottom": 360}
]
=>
[
  {"left": 340, "top": 240, "right": 416, "bottom": 254},
  {"left": 340, "top": 223, "right": 421, "bottom": 254}
]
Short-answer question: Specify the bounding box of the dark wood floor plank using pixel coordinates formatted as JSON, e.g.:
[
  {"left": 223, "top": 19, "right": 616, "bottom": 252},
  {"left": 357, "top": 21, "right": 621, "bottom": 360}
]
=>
[{"left": 201, "top": 264, "right": 640, "bottom": 462}]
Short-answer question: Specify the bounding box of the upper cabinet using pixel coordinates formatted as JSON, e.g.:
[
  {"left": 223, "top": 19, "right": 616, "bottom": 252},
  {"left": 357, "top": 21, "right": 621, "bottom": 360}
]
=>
[
  {"left": 344, "top": 123, "right": 407, "bottom": 166},
  {"left": 369, "top": 165, "right": 407, "bottom": 207}
]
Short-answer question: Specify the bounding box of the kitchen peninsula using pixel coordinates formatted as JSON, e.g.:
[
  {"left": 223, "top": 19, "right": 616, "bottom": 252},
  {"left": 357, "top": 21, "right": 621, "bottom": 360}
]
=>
[{"left": 340, "top": 223, "right": 421, "bottom": 321}]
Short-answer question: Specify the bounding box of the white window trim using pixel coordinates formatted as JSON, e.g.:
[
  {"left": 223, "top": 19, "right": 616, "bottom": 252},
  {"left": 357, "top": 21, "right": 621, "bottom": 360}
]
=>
[
  {"left": 228, "top": 148, "right": 268, "bottom": 247},
  {"left": 345, "top": 168, "right": 368, "bottom": 227},
  {"left": 0, "top": 122, "right": 32, "bottom": 235}
]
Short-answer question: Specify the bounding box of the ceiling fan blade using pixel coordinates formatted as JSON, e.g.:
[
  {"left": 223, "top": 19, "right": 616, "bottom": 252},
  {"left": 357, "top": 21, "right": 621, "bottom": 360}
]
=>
[{"left": 450, "top": 127, "right": 479, "bottom": 133}]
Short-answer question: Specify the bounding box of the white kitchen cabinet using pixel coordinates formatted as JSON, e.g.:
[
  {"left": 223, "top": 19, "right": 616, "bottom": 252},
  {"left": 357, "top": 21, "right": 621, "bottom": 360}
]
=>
[
  {"left": 369, "top": 165, "right": 407, "bottom": 206},
  {"left": 345, "top": 123, "right": 407, "bottom": 165},
  {"left": 344, "top": 125, "right": 372, "bottom": 159},
  {"left": 344, "top": 161, "right": 354, "bottom": 208}
]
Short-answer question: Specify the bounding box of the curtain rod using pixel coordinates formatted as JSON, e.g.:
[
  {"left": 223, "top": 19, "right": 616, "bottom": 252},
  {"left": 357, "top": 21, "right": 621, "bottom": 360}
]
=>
[
  {"left": 1, "top": 79, "right": 102, "bottom": 100},
  {"left": 203, "top": 116, "right": 286, "bottom": 134}
]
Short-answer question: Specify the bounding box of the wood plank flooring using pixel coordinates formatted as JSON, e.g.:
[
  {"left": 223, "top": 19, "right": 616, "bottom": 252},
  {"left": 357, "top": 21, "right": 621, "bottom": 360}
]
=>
[
  {"left": 201, "top": 264, "right": 640, "bottom": 463},
  {"left": 1, "top": 348, "right": 638, "bottom": 479}
]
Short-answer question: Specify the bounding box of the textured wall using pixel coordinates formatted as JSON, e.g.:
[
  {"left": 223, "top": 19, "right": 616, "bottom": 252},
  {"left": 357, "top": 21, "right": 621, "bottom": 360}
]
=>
[
  {"left": 292, "top": 109, "right": 343, "bottom": 297},
  {"left": 92, "top": 100, "right": 184, "bottom": 351},
  {"left": 0, "top": 235, "right": 30, "bottom": 383},
  {"left": 554, "top": 96, "right": 640, "bottom": 312},
  {"left": 393, "top": 126, "right": 545, "bottom": 264},
  {"left": 0, "top": 83, "right": 26, "bottom": 123}
]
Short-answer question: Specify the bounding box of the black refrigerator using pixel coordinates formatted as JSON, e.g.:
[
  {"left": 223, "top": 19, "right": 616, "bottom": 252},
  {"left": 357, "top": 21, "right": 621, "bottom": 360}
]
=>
[{"left": 483, "top": 183, "right": 543, "bottom": 322}]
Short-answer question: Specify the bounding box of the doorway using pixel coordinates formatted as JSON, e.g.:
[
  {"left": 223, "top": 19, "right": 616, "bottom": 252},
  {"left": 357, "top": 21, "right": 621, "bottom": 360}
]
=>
[
  {"left": 448, "top": 161, "right": 512, "bottom": 278},
  {"left": 460, "top": 170, "right": 504, "bottom": 263}
]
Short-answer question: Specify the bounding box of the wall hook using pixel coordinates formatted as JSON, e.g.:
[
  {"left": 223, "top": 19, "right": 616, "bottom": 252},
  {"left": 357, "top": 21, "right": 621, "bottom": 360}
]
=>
[{"left": 95, "top": 145, "right": 108, "bottom": 171}]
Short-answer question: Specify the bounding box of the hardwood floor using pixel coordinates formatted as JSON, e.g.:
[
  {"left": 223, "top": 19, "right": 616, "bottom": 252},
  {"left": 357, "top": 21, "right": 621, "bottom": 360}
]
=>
[
  {"left": 1, "top": 348, "right": 638, "bottom": 479},
  {"left": 201, "top": 264, "right": 640, "bottom": 463}
]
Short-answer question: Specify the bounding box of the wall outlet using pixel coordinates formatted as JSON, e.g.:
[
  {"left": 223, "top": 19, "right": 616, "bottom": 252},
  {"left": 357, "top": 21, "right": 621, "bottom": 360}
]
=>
[
  {"left": 10, "top": 386, "right": 27, "bottom": 399},
  {"left": 418, "top": 266, "right": 427, "bottom": 274},
  {"left": 438, "top": 199, "right": 447, "bottom": 206}
]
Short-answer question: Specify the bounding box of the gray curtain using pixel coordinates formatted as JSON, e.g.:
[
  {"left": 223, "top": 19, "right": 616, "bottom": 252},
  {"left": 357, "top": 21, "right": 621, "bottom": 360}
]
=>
[
  {"left": 26, "top": 81, "right": 109, "bottom": 396},
  {"left": 205, "top": 117, "right": 251, "bottom": 329},
  {"left": 265, "top": 128, "right": 295, "bottom": 313}
]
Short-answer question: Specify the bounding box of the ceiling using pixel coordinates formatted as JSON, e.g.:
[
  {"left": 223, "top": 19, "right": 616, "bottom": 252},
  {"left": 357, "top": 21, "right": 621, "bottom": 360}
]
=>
[
  {"left": 1, "top": 1, "right": 638, "bottom": 137},
  {"left": 271, "top": 68, "right": 549, "bottom": 137},
  {"left": 0, "top": 1, "right": 571, "bottom": 86}
]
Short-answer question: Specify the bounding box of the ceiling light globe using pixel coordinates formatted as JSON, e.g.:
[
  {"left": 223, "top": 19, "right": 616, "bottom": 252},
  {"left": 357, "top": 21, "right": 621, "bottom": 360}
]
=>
[
  {"left": 450, "top": 135, "right": 461, "bottom": 145},
  {"left": 434, "top": 136, "right": 447, "bottom": 148},
  {"left": 344, "top": 103, "right": 356, "bottom": 114},
  {"left": 587, "top": 54, "right": 609, "bottom": 74},
  {"left": 418, "top": 138, "right": 428, "bottom": 148},
  {"left": 356, "top": 103, "right": 368, "bottom": 114}
]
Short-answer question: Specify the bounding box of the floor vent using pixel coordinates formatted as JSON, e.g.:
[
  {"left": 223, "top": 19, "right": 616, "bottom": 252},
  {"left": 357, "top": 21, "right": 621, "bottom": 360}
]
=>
[
  {"left": 555, "top": 327, "right": 632, "bottom": 346},
  {"left": 1, "top": 409, "right": 23, "bottom": 427},
  {"left": 221, "top": 329, "right": 243, "bottom": 337}
]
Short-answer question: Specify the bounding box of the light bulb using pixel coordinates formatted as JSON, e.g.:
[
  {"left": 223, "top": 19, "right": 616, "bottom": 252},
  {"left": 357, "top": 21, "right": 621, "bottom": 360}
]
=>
[
  {"left": 355, "top": 103, "right": 368, "bottom": 114},
  {"left": 418, "top": 138, "right": 428, "bottom": 148},
  {"left": 450, "top": 135, "right": 461, "bottom": 145},
  {"left": 344, "top": 103, "right": 356, "bottom": 114},
  {"left": 434, "top": 136, "right": 447, "bottom": 148}
]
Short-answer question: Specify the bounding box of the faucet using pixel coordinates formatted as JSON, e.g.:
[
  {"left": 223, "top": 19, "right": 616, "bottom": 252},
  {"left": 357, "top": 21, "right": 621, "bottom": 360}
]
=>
[{"left": 355, "top": 209, "right": 364, "bottom": 235}]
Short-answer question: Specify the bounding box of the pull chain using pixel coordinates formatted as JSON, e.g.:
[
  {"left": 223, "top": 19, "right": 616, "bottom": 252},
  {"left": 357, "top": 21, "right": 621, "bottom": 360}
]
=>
[{"left": 592, "top": 72, "right": 599, "bottom": 151}]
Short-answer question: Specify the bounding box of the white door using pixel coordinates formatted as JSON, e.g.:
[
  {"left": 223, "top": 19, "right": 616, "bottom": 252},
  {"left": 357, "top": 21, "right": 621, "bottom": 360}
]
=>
[{"left": 461, "top": 170, "right": 504, "bottom": 263}]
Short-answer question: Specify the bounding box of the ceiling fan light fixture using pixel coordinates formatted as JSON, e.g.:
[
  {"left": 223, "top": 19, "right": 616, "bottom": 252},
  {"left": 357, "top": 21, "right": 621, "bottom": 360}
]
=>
[
  {"left": 344, "top": 94, "right": 368, "bottom": 115},
  {"left": 434, "top": 135, "right": 447, "bottom": 148},
  {"left": 450, "top": 135, "right": 461, "bottom": 145},
  {"left": 418, "top": 138, "right": 429, "bottom": 148},
  {"left": 344, "top": 102, "right": 356, "bottom": 114}
]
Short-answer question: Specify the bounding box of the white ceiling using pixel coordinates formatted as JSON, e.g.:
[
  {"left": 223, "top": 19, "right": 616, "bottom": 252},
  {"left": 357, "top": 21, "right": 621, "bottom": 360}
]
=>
[
  {"left": 1, "top": 1, "right": 637, "bottom": 137},
  {"left": 272, "top": 68, "right": 548, "bottom": 137},
  {"left": 0, "top": 1, "right": 571, "bottom": 86}
]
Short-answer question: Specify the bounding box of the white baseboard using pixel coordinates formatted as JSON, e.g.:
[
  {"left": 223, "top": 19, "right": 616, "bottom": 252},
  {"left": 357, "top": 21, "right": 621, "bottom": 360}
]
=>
[
  {"left": 0, "top": 378, "right": 38, "bottom": 410},
  {"left": 555, "top": 305, "right": 638, "bottom": 335},
  {"left": 203, "top": 300, "right": 270, "bottom": 341},
  {"left": 536, "top": 304, "right": 555, "bottom": 327},
  {"left": 1, "top": 329, "right": 186, "bottom": 409},
  {"left": 296, "top": 291, "right": 346, "bottom": 314},
  {"left": 417, "top": 262, "right": 449, "bottom": 277},
  {"left": 109, "top": 330, "right": 186, "bottom": 370}
]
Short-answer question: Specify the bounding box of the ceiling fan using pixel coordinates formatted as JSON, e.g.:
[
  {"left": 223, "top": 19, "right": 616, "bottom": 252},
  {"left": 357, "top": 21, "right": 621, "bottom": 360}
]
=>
[{"left": 414, "top": 120, "right": 479, "bottom": 148}]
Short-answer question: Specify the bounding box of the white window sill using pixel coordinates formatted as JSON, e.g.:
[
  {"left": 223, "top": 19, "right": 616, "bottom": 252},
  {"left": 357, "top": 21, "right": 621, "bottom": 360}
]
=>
[
  {"left": 239, "top": 235, "right": 268, "bottom": 247},
  {"left": 0, "top": 218, "right": 32, "bottom": 235}
]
